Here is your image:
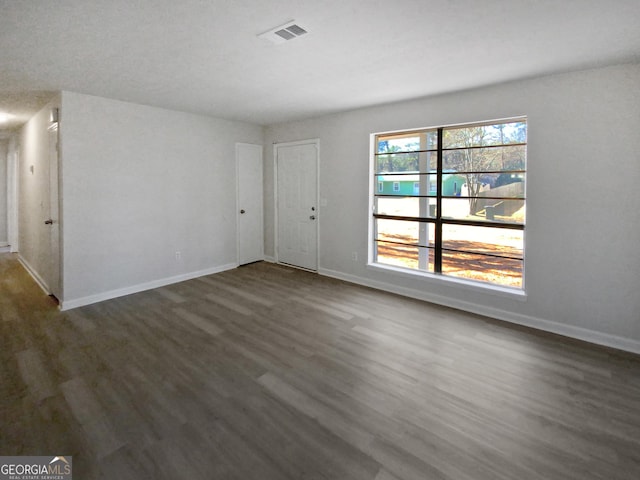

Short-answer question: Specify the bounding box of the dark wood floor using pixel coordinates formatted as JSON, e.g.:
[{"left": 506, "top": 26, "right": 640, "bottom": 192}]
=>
[{"left": 1, "top": 253, "right": 640, "bottom": 479}]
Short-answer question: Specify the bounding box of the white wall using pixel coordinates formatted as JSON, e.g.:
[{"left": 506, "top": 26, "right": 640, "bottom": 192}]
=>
[
  {"left": 60, "top": 92, "right": 263, "bottom": 308},
  {"left": 0, "top": 139, "right": 7, "bottom": 246},
  {"left": 264, "top": 63, "right": 640, "bottom": 352},
  {"left": 18, "top": 96, "right": 61, "bottom": 289},
  {"left": 7, "top": 134, "right": 19, "bottom": 252}
]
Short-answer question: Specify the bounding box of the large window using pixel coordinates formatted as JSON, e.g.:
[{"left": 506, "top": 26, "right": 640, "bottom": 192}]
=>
[{"left": 371, "top": 118, "right": 526, "bottom": 289}]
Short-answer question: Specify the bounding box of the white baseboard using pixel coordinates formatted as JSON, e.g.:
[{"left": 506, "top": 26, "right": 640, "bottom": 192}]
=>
[
  {"left": 318, "top": 267, "right": 640, "bottom": 356},
  {"left": 61, "top": 263, "right": 238, "bottom": 311},
  {"left": 18, "top": 254, "right": 51, "bottom": 295},
  {"left": 0, "top": 245, "right": 10, "bottom": 253},
  {"left": 263, "top": 255, "right": 276, "bottom": 263}
]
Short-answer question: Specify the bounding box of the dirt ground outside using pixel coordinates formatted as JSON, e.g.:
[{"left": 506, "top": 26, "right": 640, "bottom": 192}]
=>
[{"left": 376, "top": 198, "right": 524, "bottom": 288}]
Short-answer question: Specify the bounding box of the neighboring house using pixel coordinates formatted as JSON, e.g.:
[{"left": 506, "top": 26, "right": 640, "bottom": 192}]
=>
[{"left": 377, "top": 171, "right": 465, "bottom": 196}]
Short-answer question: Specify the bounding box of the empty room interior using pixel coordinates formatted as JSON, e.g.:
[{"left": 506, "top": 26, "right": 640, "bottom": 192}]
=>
[{"left": 1, "top": 1, "right": 640, "bottom": 479}]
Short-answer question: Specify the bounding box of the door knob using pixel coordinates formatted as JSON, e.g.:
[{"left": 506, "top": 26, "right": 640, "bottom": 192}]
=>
[
  {"left": 240, "top": 209, "right": 246, "bottom": 214},
  {"left": 44, "top": 219, "right": 53, "bottom": 225},
  {"left": 309, "top": 215, "right": 316, "bottom": 220}
]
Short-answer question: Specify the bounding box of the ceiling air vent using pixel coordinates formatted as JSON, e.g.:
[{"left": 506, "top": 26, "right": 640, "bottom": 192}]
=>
[{"left": 258, "top": 21, "right": 308, "bottom": 44}]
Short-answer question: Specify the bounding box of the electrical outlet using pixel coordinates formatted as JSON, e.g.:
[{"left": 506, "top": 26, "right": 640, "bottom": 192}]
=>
[
  {"left": 175, "top": 251, "right": 181, "bottom": 260},
  {"left": 352, "top": 251, "right": 358, "bottom": 261}
]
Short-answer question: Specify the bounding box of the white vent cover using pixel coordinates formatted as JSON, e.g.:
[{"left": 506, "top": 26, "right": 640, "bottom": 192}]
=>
[{"left": 258, "top": 21, "right": 308, "bottom": 44}]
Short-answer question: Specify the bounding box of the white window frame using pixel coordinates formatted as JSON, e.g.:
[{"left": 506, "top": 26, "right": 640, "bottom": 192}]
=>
[{"left": 368, "top": 117, "right": 527, "bottom": 294}]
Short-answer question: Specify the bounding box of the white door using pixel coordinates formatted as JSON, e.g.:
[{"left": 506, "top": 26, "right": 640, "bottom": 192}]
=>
[
  {"left": 45, "top": 120, "right": 61, "bottom": 299},
  {"left": 236, "top": 143, "right": 264, "bottom": 265},
  {"left": 276, "top": 140, "right": 318, "bottom": 271}
]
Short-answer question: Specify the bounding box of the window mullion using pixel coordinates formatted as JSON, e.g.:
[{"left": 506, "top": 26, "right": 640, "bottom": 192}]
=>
[
  {"left": 418, "top": 132, "right": 430, "bottom": 271},
  {"left": 435, "top": 127, "right": 443, "bottom": 273}
]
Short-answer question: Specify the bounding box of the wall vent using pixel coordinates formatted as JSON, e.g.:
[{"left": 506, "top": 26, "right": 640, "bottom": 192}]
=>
[{"left": 258, "top": 21, "right": 308, "bottom": 44}]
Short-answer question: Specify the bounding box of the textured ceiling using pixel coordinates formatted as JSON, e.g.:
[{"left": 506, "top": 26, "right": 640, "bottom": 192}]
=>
[{"left": 1, "top": 0, "right": 639, "bottom": 133}]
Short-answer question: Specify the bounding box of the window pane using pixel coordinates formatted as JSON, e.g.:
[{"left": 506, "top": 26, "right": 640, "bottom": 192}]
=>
[
  {"left": 375, "top": 197, "right": 437, "bottom": 218},
  {"left": 375, "top": 151, "right": 436, "bottom": 173},
  {"left": 377, "top": 131, "right": 438, "bottom": 153},
  {"left": 440, "top": 173, "right": 525, "bottom": 197},
  {"left": 441, "top": 198, "right": 525, "bottom": 224},
  {"left": 439, "top": 173, "right": 525, "bottom": 199},
  {"left": 443, "top": 145, "right": 526, "bottom": 172},
  {"left": 375, "top": 173, "right": 438, "bottom": 197},
  {"left": 443, "top": 121, "right": 526, "bottom": 149},
  {"left": 375, "top": 241, "right": 434, "bottom": 272},
  {"left": 375, "top": 152, "right": 419, "bottom": 172},
  {"left": 377, "top": 135, "right": 420, "bottom": 153},
  {"left": 442, "top": 251, "right": 523, "bottom": 288},
  {"left": 440, "top": 173, "right": 467, "bottom": 197},
  {"left": 375, "top": 219, "right": 434, "bottom": 247},
  {"left": 375, "top": 174, "right": 419, "bottom": 195},
  {"left": 376, "top": 218, "right": 418, "bottom": 245},
  {"left": 442, "top": 225, "right": 523, "bottom": 259}
]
